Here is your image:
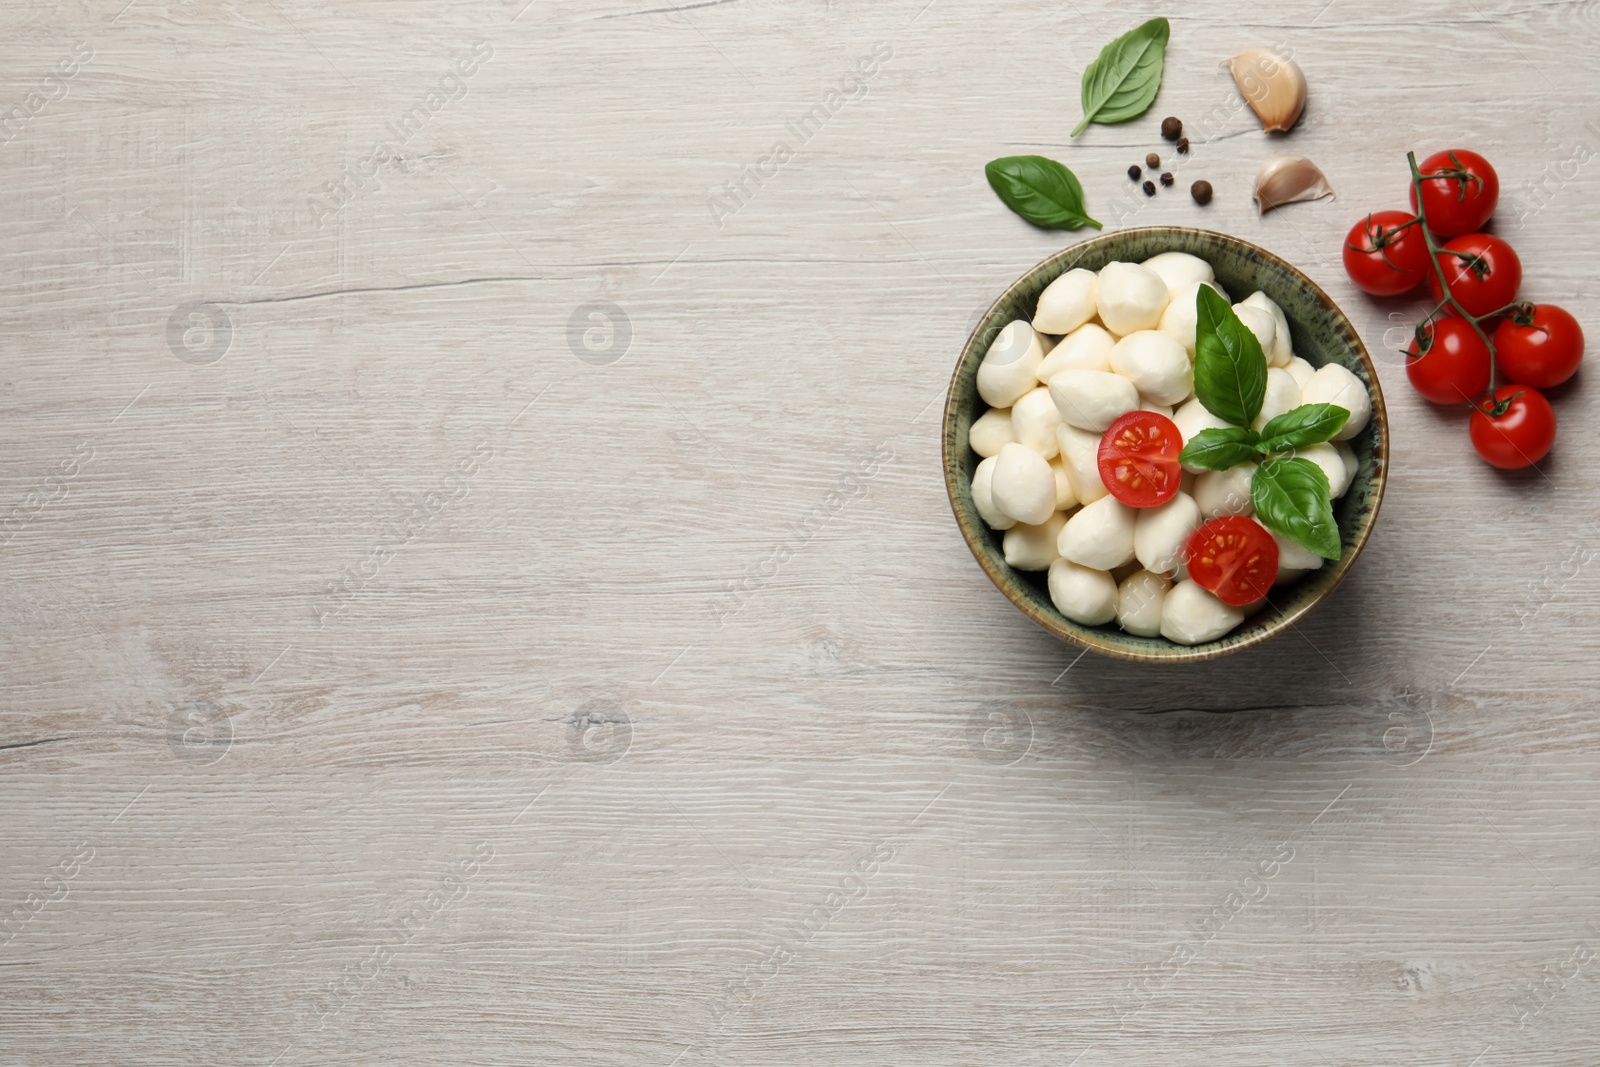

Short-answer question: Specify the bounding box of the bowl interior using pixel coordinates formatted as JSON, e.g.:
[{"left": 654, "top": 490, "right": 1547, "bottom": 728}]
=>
[{"left": 943, "top": 227, "right": 1388, "bottom": 662}]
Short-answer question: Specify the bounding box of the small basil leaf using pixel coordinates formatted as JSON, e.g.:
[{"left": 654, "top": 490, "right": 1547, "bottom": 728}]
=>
[
  {"left": 1252, "top": 457, "right": 1341, "bottom": 560},
  {"left": 1255, "top": 403, "right": 1351, "bottom": 453},
  {"left": 984, "top": 156, "right": 1103, "bottom": 231},
  {"left": 1193, "top": 285, "right": 1268, "bottom": 428},
  {"left": 1071, "top": 18, "right": 1171, "bottom": 136},
  {"left": 1178, "top": 427, "right": 1260, "bottom": 471}
]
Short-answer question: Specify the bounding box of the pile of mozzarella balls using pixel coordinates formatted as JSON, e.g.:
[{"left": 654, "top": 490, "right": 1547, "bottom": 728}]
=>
[{"left": 968, "top": 252, "right": 1372, "bottom": 645}]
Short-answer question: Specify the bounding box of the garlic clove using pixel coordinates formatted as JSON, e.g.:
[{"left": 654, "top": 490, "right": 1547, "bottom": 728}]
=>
[
  {"left": 1228, "top": 48, "right": 1308, "bottom": 133},
  {"left": 1253, "top": 156, "right": 1334, "bottom": 214}
]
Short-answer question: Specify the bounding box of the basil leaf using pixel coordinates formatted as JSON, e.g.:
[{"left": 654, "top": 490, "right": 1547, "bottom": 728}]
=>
[
  {"left": 1193, "top": 285, "right": 1267, "bottom": 428},
  {"left": 1252, "top": 457, "right": 1341, "bottom": 560},
  {"left": 1071, "top": 18, "right": 1170, "bottom": 136},
  {"left": 984, "top": 156, "right": 1103, "bottom": 230},
  {"left": 1179, "top": 427, "right": 1260, "bottom": 471},
  {"left": 1255, "top": 403, "right": 1351, "bottom": 453}
]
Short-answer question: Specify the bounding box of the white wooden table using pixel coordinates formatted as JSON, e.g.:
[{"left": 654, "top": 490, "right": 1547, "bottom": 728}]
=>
[{"left": 3, "top": 1, "right": 1598, "bottom": 1063}]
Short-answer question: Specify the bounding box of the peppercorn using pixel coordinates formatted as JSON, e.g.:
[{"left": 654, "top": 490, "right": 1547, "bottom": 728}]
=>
[
  {"left": 1159, "top": 172, "right": 1174, "bottom": 187},
  {"left": 1176, "top": 137, "right": 1190, "bottom": 155},
  {"left": 1145, "top": 152, "right": 1161, "bottom": 169},
  {"left": 1191, "top": 180, "right": 1213, "bottom": 205},
  {"left": 1142, "top": 180, "right": 1156, "bottom": 197},
  {"left": 1161, "top": 116, "right": 1183, "bottom": 141},
  {"left": 1127, "top": 164, "right": 1141, "bottom": 181}
]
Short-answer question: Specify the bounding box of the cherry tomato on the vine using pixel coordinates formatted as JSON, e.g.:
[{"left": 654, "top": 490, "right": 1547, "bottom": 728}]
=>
[
  {"left": 1468, "top": 385, "right": 1556, "bottom": 470},
  {"left": 1492, "top": 304, "right": 1585, "bottom": 389},
  {"left": 1182, "top": 516, "right": 1278, "bottom": 607},
  {"left": 1427, "top": 233, "right": 1522, "bottom": 319},
  {"left": 1405, "top": 317, "right": 1491, "bottom": 404},
  {"left": 1410, "top": 149, "right": 1499, "bottom": 237},
  {"left": 1097, "top": 410, "right": 1183, "bottom": 508},
  {"left": 1343, "top": 210, "right": 1431, "bottom": 296}
]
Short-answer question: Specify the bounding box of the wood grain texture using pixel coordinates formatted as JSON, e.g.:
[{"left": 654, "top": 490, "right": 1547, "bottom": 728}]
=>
[{"left": 2, "top": 0, "right": 1599, "bottom": 1063}]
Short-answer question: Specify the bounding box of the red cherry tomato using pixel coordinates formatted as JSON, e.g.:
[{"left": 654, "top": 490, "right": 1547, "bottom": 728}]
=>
[
  {"left": 1097, "top": 410, "right": 1182, "bottom": 508},
  {"left": 1469, "top": 385, "right": 1556, "bottom": 470},
  {"left": 1492, "top": 303, "right": 1585, "bottom": 389},
  {"left": 1409, "top": 149, "right": 1499, "bottom": 238},
  {"left": 1182, "top": 516, "right": 1279, "bottom": 607},
  {"left": 1404, "top": 317, "right": 1491, "bottom": 404},
  {"left": 1342, "top": 211, "right": 1431, "bottom": 296},
  {"left": 1427, "top": 233, "right": 1522, "bottom": 319}
]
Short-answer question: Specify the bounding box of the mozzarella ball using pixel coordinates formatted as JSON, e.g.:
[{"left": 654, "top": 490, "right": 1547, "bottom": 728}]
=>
[
  {"left": 1252, "top": 367, "right": 1302, "bottom": 431},
  {"left": 1160, "top": 580, "right": 1245, "bottom": 645},
  {"left": 1033, "top": 268, "right": 1099, "bottom": 335},
  {"left": 977, "top": 320, "right": 1045, "bottom": 408},
  {"left": 1334, "top": 441, "right": 1359, "bottom": 486},
  {"left": 1134, "top": 491, "right": 1202, "bottom": 576},
  {"left": 1047, "top": 369, "right": 1140, "bottom": 433},
  {"left": 1011, "top": 387, "right": 1063, "bottom": 458},
  {"left": 1059, "top": 494, "right": 1137, "bottom": 571},
  {"left": 1173, "top": 397, "right": 1236, "bottom": 473},
  {"left": 1003, "top": 511, "right": 1068, "bottom": 571},
  {"left": 1194, "top": 462, "right": 1257, "bottom": 519},
  {"left": 1232, "top": 303, "right": 1278, "bottom": 359},
  {"left": 1116, "top": 569, "right": 1172, "bottom": 637},
  {"left": 1036, "top": 322, "right": 1115, "bottom": 380},
  {"left": 1157, "top": 280, "right": 1229, "bottom": 354},
  {"left": 1271, "top": 529, "right": 1325, "bottom": 584},
  {"left": 1299, "top": 363, "right": 1371, "bottom": 441},
  {"left": 1055, "top": 423, "right": 1107, "bottom": 505},
  {"left": 971, "top": 456, "right": 1015, "bottom": 531},
  {"left": 1109, "top": 330, "right": 1194, "bottom": 406},
  {"left": 1141, "top": 401, "right": 1173, "bottom": 418},
  {"left": 990, "top": 443, "right": 1056, "bottom": 526},
  {"left": 1096, "top": 261, "right": 1169, "bottom": 335},
  {"left": 1295, "top": 442, "right": 1351, "bottom": 499},
  {"left": 968, "top": 407, "right": 1016, "bottom": 458},
  {"left": 1285, "top": 355, "right": 1316, "bottom": 390},
  {"left": 1049, "top": 457, "right": 1077, "bottom": 510},
  {"left": 1140, "top": 251, "right": 1215, "bottom": 294},
  {"left": 1242, "top": 290, "right": 1294, "bottom": 367},
  {"left": 1047, "top": 558, "right": 1118, "bottom": 626}
]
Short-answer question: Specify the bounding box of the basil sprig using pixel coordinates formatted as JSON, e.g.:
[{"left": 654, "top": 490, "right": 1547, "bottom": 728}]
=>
[
  {"left": 1071, "top": 18, "right": 1170, "bottom": 137},
  {"left": 1193, "top": 285, "right": 1267, "bottom": 427},
  {"left": 1255, "top": 403, "right": 1350, "bottom": 454},
  {"left": 984, "top": 156, "right": 1102, "bottom": 230},
  {"left": 1179, "top": 285, "right": 1355, "bottom": 560},
  {"left": 1179, "top": 426, "right": 1260, "bottom": 471},
  {"left": 1252, "top": 458, "right": 1342, "bottom": 560}
]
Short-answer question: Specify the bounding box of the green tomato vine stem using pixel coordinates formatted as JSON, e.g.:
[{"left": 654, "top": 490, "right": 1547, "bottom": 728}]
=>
[{"left": 1405, "top": 150, "right": 1503, "bottom": 410}]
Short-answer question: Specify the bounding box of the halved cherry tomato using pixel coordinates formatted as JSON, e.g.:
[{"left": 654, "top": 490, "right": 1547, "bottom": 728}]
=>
[
  {"left": 1469, "top": 385, "right": 1556, "bottom": 470},
  {"left": 1492, "top": 303, "right": 1585, "bottom": 389},
  {"left": 1183, "top": 516, "right": 1279, "bottom": 607},
  {"left": 1405, "top": 317, "right": 1491, "bottom": 404},
  {"left": 1097, "top": 410, "right": 1182, "bottom": 508},
  {"left": 1409, "top": 149, "right": 1499, "bottom": 238},
  {"left": 1427, "top": 233, "right": 1521, "bottom": 319},
  {"left": 1343, "top": 211, "right": 1431, "bottom": 296}
]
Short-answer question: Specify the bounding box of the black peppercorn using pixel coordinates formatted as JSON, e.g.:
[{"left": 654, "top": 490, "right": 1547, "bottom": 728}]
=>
[
  {"left": 1145, "top": 152, "right": 1161, "bottom": 169},
  {"left": 1191, "top": 180, "right": 1213, "bottom": 205},
  {"left": 1127, "top": 164, "right": 1141, "bottom": 181},
  {"left": 1176, "top": 137, "right": 1190, "bottom": 155},
  {"left": 1142, "top": 180, "right": 1156, "bottom": 197},
  {"left": 1159, "top": 172, "right": 1174, "bottom": 187},
  {"left": 1160, "top": 116, "right": 1183, "bottom": 141}
]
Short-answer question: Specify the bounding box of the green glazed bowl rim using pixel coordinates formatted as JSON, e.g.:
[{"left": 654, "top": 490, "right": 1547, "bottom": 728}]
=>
[{"left": 940, "top": 226, "right": 1390, "bottom": 663}]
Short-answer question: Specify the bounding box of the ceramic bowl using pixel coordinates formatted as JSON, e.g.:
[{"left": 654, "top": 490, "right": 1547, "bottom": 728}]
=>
[{"left": 941, "top": 227, "right": 1388, "bottom": 662}]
